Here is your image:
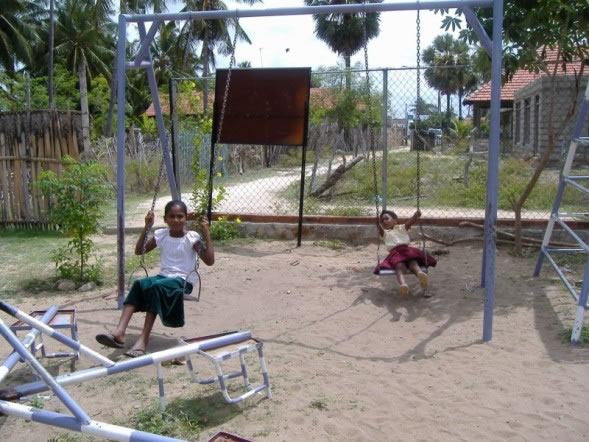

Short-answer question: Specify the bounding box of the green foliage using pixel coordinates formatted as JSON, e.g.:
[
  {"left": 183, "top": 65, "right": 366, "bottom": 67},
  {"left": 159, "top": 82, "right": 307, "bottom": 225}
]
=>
[
  {"left": 191, "top": 126, "right": 226, "bottom": 215},
  {"left": 126, "top": 158, "right": 161, "bottom": 194},
  {"left": 562, "top": 326, "right": 589, "bottom": 344},
  {"left": 448, "top": 118, "right": 473, "bottom": 152},
  {"left": 125, "top": 396, "right": 241, "bottom": 439},
  {"left": 0, "top": 66, "right": 80, "bottom": 111},
  {"left": 28, "top": 395, "right": 44, "bottom": 409},
  {"left": 210, "top": 216, "right": 241, "bottom": 241},
  {"left": 88, "top": 74, "right": 112, "bottom": 138},
  {"left": 309, "top": 395, "right": 328, "bottom": 410},
  {"left": 36, "top": 156, "right": 111, "bottom": 283},
  {"left": 433, "top": 158, "right": 585, "bottom": 210},
  {"left": 440, "top": 0, "right": 589, "bottom": 79}
]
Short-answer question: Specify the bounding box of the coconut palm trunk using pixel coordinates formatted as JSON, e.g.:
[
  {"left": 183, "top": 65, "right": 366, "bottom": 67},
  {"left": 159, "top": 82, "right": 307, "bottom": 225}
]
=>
[{"left": 78, "top": 59, "right": 91, "bottom": 152}]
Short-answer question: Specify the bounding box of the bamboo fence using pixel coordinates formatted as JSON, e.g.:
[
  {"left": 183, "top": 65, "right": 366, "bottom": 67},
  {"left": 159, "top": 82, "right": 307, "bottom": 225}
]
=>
[{"left": 0, "top": 110, "right": 82, "bottom": 227}]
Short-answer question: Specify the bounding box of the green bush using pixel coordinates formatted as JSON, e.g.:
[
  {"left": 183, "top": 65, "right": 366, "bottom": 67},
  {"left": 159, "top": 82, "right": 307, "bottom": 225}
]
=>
[
  {"left": 210, "top": 216, "right": 240, "bottom": 241},
  {"left": 36, "top": 156, "right": 111, "bottom": 283}
]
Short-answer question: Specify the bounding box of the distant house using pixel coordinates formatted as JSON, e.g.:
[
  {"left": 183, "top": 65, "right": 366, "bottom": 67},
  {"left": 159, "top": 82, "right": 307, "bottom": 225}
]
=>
[{"left": 464, "top": 50, "right": 588, "bottom": 159}]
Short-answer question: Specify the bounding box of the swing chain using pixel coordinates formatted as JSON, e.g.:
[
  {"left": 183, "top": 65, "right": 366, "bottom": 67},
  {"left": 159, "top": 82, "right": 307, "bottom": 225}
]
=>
[
  {"left": 139, "top": 152, "right": 166, "bottom": 268},
  {"left": 416, "top": 5, "right": 428, "bottom": 268},
  {"left": 215, "top": 17, "right": 240, "bottom": 154},
  {"left": 415, "top": 7, "right": 422, "bottom": 212},
  {"left": 362, "top": 5, "right": 380, "bottom": 223}
]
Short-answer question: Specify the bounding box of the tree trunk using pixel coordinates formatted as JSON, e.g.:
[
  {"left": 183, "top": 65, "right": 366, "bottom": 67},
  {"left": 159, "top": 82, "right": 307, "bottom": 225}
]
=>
[
  {"left": 446, "top": 93, "right": 451, "bottom": 126},
  {"left": 105, "top": 63, "right": 116, "bottom": 137},
  {"left": 458, "top": 88, "right": 463, "bottom": 120},
  {"left": 78, "top": 59, "right": 91, "bottom": 152},
  {"left": 309, "top": 155, "right": 364, "bottom": 198},
  {"left": 344, "top": 54, "right": 351, "bottom": 91},
  {"left": 48, "top": 0, "right": 55, "bottom": 110}
]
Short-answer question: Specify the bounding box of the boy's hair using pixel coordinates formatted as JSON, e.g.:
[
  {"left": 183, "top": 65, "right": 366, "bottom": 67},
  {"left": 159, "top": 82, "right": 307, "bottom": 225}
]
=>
[
  {"left": 380, "top": 209, "right": 398, "bottom": 220},
  {"left": 164, "top": 200, "right": 188, "bottom": 217}
]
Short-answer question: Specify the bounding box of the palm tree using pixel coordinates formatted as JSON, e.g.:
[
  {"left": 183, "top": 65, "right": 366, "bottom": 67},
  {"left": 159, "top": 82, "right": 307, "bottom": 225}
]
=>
[
  {"left": 304, "top": 0, "right": 383, "bottom": 90},
  {"left": 422, "top": 34, "right": 474, "bottom": 126},
  {"left": 54, "top": 0, "right": 114, "bottom": 151},
  {"left": 151, "top": 21, "right": 199, "bottom": 86},
  {"left": 179, "top": 0, "right": 262, "bottom": 112},
  {"left": 0, "top": 0, "right": 43, "bottom": 73},
  {"left": 104, "top": 0, "right": 171, "bottom": 136}
]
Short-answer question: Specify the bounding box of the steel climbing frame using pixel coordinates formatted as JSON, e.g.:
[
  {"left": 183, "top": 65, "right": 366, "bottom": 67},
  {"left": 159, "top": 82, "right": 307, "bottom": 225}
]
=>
[{"left": 115, "top": 1, "right": 503, "bottom": 338}]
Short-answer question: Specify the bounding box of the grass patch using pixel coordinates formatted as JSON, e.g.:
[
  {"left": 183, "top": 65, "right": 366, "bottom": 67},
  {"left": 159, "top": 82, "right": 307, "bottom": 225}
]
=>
[
  {"left": 0, "top": 228, "right": 67, "bottom": 296},
  {"left": 124, "top": 396, "right": 242, "bottom": 440},
  {"left": 313, "top": 239, "right": 346, "bottom": 250},
  {"left": 278, "top": 153, "right": 588, "bottom": 213},
  {"left": 309, "top": 395, "right": 329, "bottom": 410},
  {"left": 562, "top": 326, "right": 589, "bottom": 344}
]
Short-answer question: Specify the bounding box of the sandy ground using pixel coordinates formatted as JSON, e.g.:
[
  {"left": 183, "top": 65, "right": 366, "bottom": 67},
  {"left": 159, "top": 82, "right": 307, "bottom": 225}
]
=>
[{"left": 1, "top": 239, "right": 588, "bottom": 441}]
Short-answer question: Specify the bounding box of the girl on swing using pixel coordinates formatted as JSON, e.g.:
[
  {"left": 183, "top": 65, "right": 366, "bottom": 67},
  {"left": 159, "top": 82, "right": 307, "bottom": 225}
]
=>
[
  {"left": 375, "top": 209, "right": 437, "bottom": 296},
  {"left": 96, "top": 200, "right": 214, "bottom": 357}
]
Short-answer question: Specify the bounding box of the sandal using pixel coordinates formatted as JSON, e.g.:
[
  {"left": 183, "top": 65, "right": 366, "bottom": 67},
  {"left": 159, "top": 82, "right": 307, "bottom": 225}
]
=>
[
  {"left": 417, "top": 271, "right": 429, "bottom": 289},
  {"left": 124, "top": 348, "right": 147, "bottom": 358},
  {"left": 95, "top": 333, "right": 124, "bottom": 349},
  {"left": 399, "top": 284, "right": 409, "bottom": 296}
]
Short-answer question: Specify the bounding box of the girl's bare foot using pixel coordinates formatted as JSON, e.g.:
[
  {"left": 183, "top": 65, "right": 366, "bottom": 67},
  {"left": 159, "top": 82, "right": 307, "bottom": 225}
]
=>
[
  {"left": 399, "top": 284, "right": 409, "bottom": 296},
  {"left": 417, "top": 271, "right": 428, "bottom": 289}
]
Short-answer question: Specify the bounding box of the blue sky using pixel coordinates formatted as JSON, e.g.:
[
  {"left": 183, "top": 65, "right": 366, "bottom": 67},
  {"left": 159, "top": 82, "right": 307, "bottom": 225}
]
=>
[{"left": 165, "top": 1, "right": 461, "bottom": 70}]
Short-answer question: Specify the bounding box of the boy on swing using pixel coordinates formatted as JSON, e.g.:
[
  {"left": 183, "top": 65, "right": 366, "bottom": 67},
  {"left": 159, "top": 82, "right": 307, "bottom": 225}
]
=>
[{"left": 375, "top": 209, "right": 437, "bottom": 296}]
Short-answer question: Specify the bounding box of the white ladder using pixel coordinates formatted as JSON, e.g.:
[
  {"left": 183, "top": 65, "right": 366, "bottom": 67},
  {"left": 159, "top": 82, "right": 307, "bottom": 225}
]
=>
[{"left": 533, "top": 81, "right": 589, "bottom": 344}]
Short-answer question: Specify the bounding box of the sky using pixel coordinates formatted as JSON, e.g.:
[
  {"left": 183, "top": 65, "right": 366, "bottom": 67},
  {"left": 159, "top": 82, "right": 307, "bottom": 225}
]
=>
[
  {"left": 133, "top": 1, "right": 467, "bottom": 117},
  {"left": 168, "top": 1, "right": 460, "bottom": 70}
]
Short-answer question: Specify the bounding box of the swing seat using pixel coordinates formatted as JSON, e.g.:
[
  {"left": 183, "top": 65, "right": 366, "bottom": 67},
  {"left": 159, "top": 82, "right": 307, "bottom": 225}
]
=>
[{"left": 378, "top": 266, "right": 428, "bottom": 276}]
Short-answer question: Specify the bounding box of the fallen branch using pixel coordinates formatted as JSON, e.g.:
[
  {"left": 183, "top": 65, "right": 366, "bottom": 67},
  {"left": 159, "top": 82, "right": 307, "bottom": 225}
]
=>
[
  {"left": 422, "top": 233, "right": 541, "bottom": 248},
  {"left": 458, "top": 221, "right": 578, "bottom": 248},
  {"left": 309, "top": 155, "right": 364, "bottom": 198}
]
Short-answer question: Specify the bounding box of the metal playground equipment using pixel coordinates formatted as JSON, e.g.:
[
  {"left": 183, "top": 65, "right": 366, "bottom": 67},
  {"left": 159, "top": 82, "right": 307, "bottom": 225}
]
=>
[
  {"left": 114, "top": 0, "right": 505, "bottom": 343},
  {"left": 0, "top": 301, "right": 271, "bottom": 441}
]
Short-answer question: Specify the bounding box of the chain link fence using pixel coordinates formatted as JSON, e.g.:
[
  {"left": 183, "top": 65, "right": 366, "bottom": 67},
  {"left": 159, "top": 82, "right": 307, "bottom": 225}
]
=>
[{"left": 172, "top": 66, "right": 588, "bottom": 221}]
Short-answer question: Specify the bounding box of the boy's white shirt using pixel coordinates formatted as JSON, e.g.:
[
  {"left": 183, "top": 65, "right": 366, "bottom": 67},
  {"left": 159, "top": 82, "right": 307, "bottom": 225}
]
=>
[
  {"left": 383, "top": 225, "right": 410, "bottom": 251},
  {"left": 154, "top": 228, "right": 201, "bottom": 286}
]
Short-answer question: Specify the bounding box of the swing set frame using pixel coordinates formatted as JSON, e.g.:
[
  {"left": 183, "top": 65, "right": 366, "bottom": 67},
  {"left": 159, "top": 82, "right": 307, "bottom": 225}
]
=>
[{"left": 112, "top": 0, "right": 504, "bottom": 339}]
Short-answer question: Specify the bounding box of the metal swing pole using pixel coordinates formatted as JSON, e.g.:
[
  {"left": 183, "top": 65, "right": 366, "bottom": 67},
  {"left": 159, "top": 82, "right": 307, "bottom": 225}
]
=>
[{"left": 482, "top": 0, "right": 504, "bottom": 341}]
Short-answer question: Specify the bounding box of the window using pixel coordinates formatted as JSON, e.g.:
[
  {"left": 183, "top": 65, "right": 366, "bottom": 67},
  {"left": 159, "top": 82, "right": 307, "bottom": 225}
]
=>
[
  {"left": 515, "top": 102, "right": 521, "bottom": 143},
  {"left": 524, "top": 98, "right": 531, "bottom": 145},
  {"left": 533, "top": 95, "right": 540, "bottom": 154}
]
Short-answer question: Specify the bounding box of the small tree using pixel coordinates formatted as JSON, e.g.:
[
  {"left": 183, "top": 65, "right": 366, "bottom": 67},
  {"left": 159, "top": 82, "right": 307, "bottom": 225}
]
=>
[
  {"left": 190, "top": 117, "right": 226, "bottom": 216},
  {"left": 36, "top": 156, "right": 111, "bottom": 283}
]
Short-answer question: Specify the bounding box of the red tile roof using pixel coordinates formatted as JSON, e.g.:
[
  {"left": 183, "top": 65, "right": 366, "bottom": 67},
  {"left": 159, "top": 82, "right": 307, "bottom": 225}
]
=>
[{"left": 464, "top": 50, "right": 586, "bottom": 106}]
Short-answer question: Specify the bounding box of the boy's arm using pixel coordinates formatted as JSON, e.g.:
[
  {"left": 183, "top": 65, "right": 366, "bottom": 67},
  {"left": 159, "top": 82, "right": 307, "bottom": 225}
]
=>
[
  {"left": 195, "top": 218, "right": 215, "bottom": 266},
  {"left": 404, "top": 210, "right": 422, "bottom": 231}
]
